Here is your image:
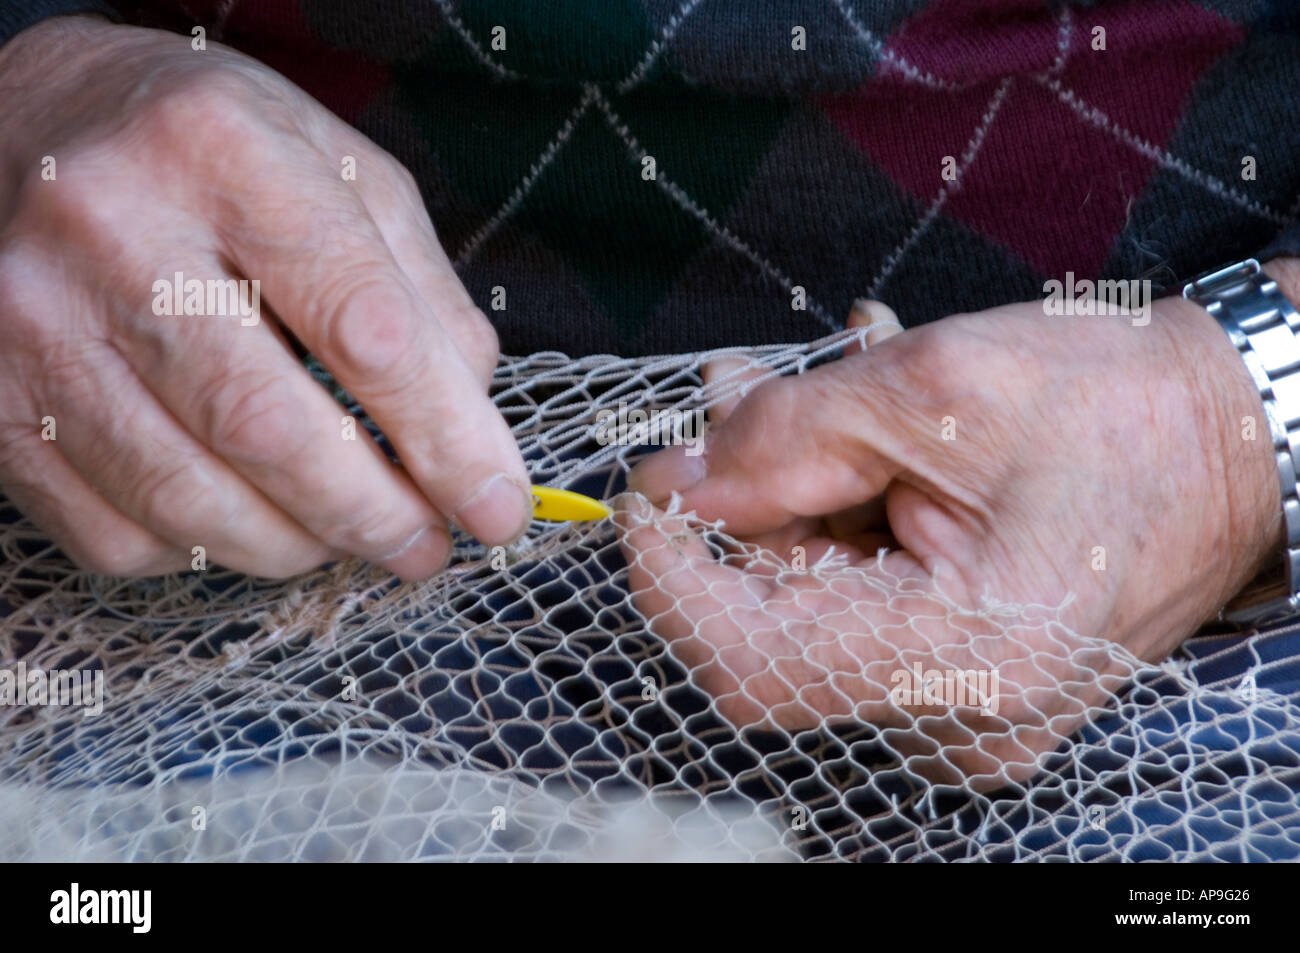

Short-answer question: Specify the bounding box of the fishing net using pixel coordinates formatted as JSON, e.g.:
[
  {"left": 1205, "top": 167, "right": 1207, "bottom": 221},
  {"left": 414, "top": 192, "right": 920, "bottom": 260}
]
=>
[{"left": 2, "top": 328, "right": 1299, "bottom": 862}]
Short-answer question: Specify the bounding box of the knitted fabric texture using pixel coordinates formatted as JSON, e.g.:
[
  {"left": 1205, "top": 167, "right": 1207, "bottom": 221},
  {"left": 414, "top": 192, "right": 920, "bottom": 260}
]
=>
[{"left": 7, "top": 0, "right": 1299, "bottom": 355}]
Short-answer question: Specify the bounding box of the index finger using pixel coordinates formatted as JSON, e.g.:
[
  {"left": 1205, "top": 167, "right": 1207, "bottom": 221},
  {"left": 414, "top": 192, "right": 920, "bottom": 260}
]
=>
[{"left": 218, "top": 165, "right": 531, "bottom": 546}]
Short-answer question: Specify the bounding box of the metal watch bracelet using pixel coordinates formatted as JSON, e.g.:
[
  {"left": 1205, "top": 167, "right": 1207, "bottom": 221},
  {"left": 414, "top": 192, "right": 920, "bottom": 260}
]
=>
[{"left": 1183, "top": 258, "right": 1300, "bottom": 625}]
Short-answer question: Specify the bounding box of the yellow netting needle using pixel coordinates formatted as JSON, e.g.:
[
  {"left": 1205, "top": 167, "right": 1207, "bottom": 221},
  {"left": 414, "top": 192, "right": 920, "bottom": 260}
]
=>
[{"left": 530, "top": 486, "right": 611, "bottom": 522}]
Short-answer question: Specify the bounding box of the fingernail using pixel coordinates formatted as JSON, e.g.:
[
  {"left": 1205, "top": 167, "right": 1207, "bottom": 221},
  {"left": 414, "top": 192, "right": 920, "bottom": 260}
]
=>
[
  {"left": 380, "top": 525, "right": 451, "bottom": 580},
  {"left": 455, "top": 473, "right": 531, "bottom": 545},
  {"left": 850, "top": 299, "right": 903, "bottom": 339},
  {"left": 627, "top": 446, "right": 706, "bottom": 503}
]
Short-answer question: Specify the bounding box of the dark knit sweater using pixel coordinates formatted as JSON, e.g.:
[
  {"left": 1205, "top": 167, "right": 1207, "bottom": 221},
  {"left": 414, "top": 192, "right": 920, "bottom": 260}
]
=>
[{"left": 8, "top": 0, "right": 1300, "bottom": 356}]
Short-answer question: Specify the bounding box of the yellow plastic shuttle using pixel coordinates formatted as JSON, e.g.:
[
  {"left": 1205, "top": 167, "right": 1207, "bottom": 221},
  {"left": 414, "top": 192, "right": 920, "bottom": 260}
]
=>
[{"left": 530, "top": 486, "right": 612, "bottom": 522}]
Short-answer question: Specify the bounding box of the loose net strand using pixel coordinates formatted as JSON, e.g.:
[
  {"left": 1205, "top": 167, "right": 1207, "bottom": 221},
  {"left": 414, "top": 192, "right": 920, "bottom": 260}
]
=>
[{"left": 1, "top": 328, "right": 1298, "bottom": 862}]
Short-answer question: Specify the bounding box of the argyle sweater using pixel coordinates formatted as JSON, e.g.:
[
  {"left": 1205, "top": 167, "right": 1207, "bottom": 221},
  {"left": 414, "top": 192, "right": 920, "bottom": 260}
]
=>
[{"left": 7, "top": 0, "right": 1300, "bottom": 357}]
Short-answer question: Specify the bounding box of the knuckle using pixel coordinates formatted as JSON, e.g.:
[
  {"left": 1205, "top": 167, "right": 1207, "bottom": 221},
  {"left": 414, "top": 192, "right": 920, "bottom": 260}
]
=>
[
  {"left": 0, "top": 251, "right": 49, "bottom": 345},
  {"left": 135, "top": 72, "right": 286, "bottom": 178},
  {"left": 76, "top": 537, "right": 174, "bottom": 577},
  {"left": 135, "top": 456, "right": 238, "bottom": 535},
  {"left": 227, "top": 537, "right": 334, "bottom": 580},
  {"left": 13, "top": 162, "right": 105, "bottom": 232},
  {"left": 900, "top": 323, "right": 976, "bottom": 394},
  {"left": 365, "top": 151, "right": 422, "bottom": 209},
  {"left": 7, "top": 150, "right": 151, "bottom": 262},
  {"left": 397, "top": 162, "right": 419, "bottom": 194},
  {"left": 266, "top": 546, "right": 335, "bottom": 579},
  {"left": 204, "top": 372, "right": 307, "bottom": 466},
  {"left": 453, "top": 306, "right": 499, "bottom": 381},
  {"left": 321, "top": 273, "right": 420, "bottom": 380},
  {"left": 145, "top": 73, "right": 257, "bottom": 148},
  {"left": 332, "top": 501, "right": 423, "bottom": 556},
  {"left": 868, "top": 322, "right": 983, "bottom": 421},
  {"left": 389, "top": 161, "right": 421, "bottom": 201},
  {"left": 739, "top": 376, "right": 801, "bottom": 430},
  {"left": 36, "top": 338, "right": 104, "bottom": 409}
]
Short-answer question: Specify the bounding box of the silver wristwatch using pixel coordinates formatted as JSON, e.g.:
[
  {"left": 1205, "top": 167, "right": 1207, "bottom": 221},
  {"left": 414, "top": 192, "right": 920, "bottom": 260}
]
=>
[{"left": 1183, "top": 258, "right": 1300, "bottom": 625}]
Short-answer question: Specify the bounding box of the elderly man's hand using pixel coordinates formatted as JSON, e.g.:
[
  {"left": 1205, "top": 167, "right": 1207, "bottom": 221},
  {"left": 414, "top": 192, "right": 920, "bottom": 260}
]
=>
[
  {"left": 622, "top": 274, "right": 1289, "bottom": 785},
  {"left": 0, "top": 15, "right": 531, "bottom": 579}
]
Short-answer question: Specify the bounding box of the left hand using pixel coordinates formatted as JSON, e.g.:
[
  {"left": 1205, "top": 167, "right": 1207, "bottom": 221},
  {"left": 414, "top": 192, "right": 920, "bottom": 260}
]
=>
[{"left": 619, "top": 276, "right": 1288, "bottom": 786}]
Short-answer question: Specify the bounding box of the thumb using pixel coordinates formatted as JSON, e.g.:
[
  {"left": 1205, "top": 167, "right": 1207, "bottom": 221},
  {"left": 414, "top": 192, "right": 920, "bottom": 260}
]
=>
[
  {"left": 626, "top": 359, "right": 905, "bottom": 536},
  {"left": 844, "top": 298, "right": 904, "bottom": 357}
]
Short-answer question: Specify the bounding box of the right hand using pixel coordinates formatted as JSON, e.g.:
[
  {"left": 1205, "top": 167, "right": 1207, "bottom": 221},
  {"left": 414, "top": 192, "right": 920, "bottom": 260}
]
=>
[
  {"left": 0, "top": 15, "right": 531, "bottom": 579},
  {"left": 621, "top": 294, "right": 1280, "bottom": 786}
]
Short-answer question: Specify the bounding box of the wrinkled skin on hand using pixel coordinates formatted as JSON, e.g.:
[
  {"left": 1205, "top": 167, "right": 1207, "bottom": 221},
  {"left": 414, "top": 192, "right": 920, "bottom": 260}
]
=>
[
  {"left": 0, "top": 15, "right": 530, "bottom": 580},
  {"left": 622, "top": 290, "right": 1286, "bottom": 787}
]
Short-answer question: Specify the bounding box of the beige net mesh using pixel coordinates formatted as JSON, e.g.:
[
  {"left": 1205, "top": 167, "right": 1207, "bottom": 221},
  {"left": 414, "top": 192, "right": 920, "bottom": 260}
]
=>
[{"left": 2, "top": 329, "right": 1298, "bottom": 861}]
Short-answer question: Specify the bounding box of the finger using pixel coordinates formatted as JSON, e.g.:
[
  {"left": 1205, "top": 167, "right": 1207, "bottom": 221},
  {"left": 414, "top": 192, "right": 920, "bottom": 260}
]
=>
[
  {"left": 700, "top": 353, "right": 892, "bottom": 554},
  {"left": 699, "top": 334, "right": 897, "bottom": 544},
  {"left": 38, "top": 339, "right": 334, "bottom": 577},
  {"left": 117, "top": 259, "right": 453, "bottom": 579},
  {"left": 217, "top": 164, "right": 531, "bottom": 546},
  {"left": 618, "top": 494, "right": 771, "bottom": 643},
  {"left": 744, "top": 526, "right": 891, "bottom": 568},
  {"left": 0, "top": 431, "right": 186, "bottom": 575},
  {"left": 335, "top": 136, "right": 500, "bottom": 386},
  {"left": 617, "top": 504, "right": 1109, "bottom": 787},
  {"left": 627, "top": 356, "right": 905, "bottom": 536},
  {"left": 732, "top": 518, "right": 837, "bottom": 566},
  {"left": 676, "top": 302, "right": 902, "bottom": 538},
  {"left": 700, "top": 302, "right": 902, "bottom": 429},
  {"left": 701, "top": 356, "right": 766, "bottom": 425},
  {"left": 845, "top": 298, "right": 903, "bottom": 357},
  {"left": 616, "top": 495, "right": 938, "bottom": 730},
  {"left": 617, "top": 496, "right": 842, "bottom": 727}
]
